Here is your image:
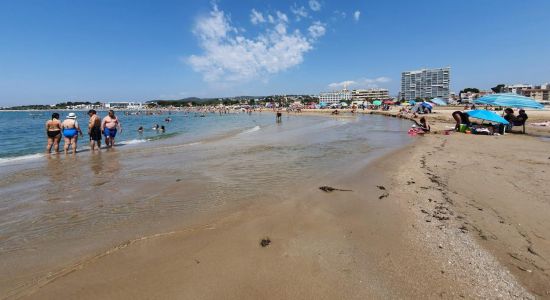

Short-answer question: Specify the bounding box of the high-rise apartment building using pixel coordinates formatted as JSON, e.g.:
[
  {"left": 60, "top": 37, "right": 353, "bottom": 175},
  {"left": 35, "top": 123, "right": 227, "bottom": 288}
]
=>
[{"left": 400, "top": 67, "right": 450, "bottom": 100}]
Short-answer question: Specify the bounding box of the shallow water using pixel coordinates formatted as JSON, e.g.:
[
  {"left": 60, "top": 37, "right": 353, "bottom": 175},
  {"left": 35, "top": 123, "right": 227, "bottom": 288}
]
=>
[
  {"left": 0, "top": 112, "right": 413, "bottom": 296},
  {"left": 0, "top": 110, "right": 277, "bottom": 162}
]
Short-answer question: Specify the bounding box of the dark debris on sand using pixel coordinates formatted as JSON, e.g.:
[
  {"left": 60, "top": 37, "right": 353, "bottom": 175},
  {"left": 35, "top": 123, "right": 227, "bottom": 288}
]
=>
[
  {"left": 319, "top": 186, "right": 353, "bottom": 193},
  {"left": 260, "top": 238, "right": 271, "bottom": 247}
]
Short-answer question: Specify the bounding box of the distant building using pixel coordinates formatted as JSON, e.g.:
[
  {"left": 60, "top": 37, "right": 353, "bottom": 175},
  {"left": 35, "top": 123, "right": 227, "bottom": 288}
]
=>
[
  {"left": 351, "top": 89, "right": 390, "bottom": 101},
  {"left": 523, "top": 89, "right": 550, "bottom": 103},
  {"left": 401, "top": 67, "right": 451, "bottom": 100},
  {"left": 105, "top": 102, "right": 143, "bottom": 109},
  {"left": 459, "top": 90, "right": 493, "bottom": 104},
  {"left": 502, "top": 84, "right": 533, "bottom": 94},
  {"left": 319, "top": 89, "right": 352, "bottom": 104},
  {"left": 503, "top": 83, "right": 549, "bottom": 103}
]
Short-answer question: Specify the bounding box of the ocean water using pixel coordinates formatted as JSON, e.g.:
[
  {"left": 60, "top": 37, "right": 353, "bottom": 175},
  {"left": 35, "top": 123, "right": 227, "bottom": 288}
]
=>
[
  {"left": 0, "top": 112, "right": 414, "bottom": 297},
  {"left": 0, "top": 110, "right": 278, "bottom": 162}
]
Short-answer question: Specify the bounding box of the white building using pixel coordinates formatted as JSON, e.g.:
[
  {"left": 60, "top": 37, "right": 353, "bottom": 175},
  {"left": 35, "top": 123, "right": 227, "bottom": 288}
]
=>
[
  {"left": 105, "top": 102, "right": 143, "bottom": 109},
  {"left": 319, "top": 89, "right": 352, "bottom": 104},
  {"left": 351, "top": 89, "right": 390, "bottom": 101},
  {"left": 502, "top": 84, "right": 533, "bottom": 94},
  {"left": 401, "top": 67, "right": 451, "bottom": 100}
]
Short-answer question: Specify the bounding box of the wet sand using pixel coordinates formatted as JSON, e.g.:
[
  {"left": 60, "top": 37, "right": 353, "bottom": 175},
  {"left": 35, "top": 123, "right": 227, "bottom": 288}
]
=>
[
  {"left": 3, "top": 111, "right": 550, "bottom": 298},
  {"left": 21, "top": 145, "right": 531, "bottom": 299}
]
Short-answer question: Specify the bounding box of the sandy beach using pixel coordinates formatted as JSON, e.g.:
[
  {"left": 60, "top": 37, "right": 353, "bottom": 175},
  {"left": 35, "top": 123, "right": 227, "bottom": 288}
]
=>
[{"left": 2, "top": 109, "right": 550, "bottom": 299}]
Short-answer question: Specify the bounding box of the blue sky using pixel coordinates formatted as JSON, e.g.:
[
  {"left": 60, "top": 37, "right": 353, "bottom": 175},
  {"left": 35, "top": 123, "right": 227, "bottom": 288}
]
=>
[{"left": 1, "top": 0, "right": 549, "bottom": 105}]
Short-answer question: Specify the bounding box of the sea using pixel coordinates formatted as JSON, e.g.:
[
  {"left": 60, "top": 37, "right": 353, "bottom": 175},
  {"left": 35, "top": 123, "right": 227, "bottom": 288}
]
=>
[
  {"left": 0, "top": 110, "right": 414, "bottom": 297},
  {"left": 0, "top": 110, "right": 281, "bottom": 163}
]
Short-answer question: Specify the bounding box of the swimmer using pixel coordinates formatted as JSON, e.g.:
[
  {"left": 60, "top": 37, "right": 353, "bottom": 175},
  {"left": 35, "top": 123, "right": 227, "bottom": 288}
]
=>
[
  {"left": 61, "top": 112, "right": 83, "bottom": 154},
  {"left": 88, "top": 109, "right": 102, "bottom": 151},
  {"left": 45, "top": 113, "right": 62, "bottom": 153},
  {"left": 101, "top": 110, "right": 121, "bottom": 148}
]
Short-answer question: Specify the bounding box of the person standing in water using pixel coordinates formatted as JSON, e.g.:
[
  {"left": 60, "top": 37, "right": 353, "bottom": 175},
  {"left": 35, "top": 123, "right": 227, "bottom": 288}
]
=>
[
  {"left": 101, "top": 110, "right": 121, "bottom": 148},
  {"left": 45, "top": 113, "right": 62, "bottom": 153},
  {"left": 276, "top": 108, "right": 282, "bottom": 123},
  {"left": 61, "top": 112, "right": 83, "bottom": 154},
  {"left": 88, "top": 110, "right": 102, "bottom": 151}
]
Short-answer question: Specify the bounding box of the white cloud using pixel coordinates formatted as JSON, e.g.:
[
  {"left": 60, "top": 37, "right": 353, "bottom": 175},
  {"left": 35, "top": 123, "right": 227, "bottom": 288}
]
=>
[
  {"left": 187, "top": 6, "right": 326, "bottom": 83},
  {"left": 368, "top": 77, "right": 391, "bottom": 84},
  {"left": 332, "top": 10, "right": 346, "bottom": 21},
  {"left": 328, "top": 77, "right": 391, "bottom": 89},
  {"left": 290, "top": 5, "right": 308, "bottom": 21},
  {"left": 250, "top": 9, "right": 265, "bottom": 24},
  {"left": 328, "top": 80, "right": 357, "bottom": 89},
  {"left": 353, "top": 10, "right": 361, "bottom": 22},
  {"left": 309, "top": 0, "right": 321, "bottom": 11},
  {"left": 308, "top": 21, "right": 326, "bottom": 38},
  {"left": 276, "top": 11, "right": 289, "bottom": 23}
]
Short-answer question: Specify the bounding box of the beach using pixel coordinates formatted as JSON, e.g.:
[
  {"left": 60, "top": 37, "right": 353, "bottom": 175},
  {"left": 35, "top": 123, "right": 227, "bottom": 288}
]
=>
[{"left": 1, "top": 109, "right": 550, "bottom": 299}]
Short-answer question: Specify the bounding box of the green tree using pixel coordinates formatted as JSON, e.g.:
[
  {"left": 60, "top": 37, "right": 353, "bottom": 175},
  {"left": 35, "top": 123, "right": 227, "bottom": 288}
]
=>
[
  {"left": 461, "top": 88, "right": 480, "bottom": 94},
  {"left": 491, "top": 84, "right": 505, "bottom": 93}
]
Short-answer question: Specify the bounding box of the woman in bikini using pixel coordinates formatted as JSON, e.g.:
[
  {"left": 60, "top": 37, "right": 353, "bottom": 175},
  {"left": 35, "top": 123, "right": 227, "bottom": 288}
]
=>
[
  {"left": 45, "top": 113, "right": 62, "bottom": 153},
  {"left": 61, "top": 112, "right": 83, "bottom": 154}
]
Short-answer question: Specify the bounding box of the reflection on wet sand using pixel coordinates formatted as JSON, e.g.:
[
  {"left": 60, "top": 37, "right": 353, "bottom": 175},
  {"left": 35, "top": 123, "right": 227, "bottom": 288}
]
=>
[
  {"left": 89, "top": 150, "right": 121, "bottom": 187},
  {"left": 0, "top": 114, "right": 413, "bottom": 298}
]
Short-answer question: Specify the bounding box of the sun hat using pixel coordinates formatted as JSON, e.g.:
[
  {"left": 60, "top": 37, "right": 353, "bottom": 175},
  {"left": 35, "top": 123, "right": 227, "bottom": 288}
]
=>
[{"left": 67, "top": 112, "right": 77, "bottom": 119}]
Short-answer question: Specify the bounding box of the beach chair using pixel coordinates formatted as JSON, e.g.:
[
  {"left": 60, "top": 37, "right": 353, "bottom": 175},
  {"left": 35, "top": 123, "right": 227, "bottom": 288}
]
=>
[{"left": 511, "top": 120, "right": 527, "bottom": 134}]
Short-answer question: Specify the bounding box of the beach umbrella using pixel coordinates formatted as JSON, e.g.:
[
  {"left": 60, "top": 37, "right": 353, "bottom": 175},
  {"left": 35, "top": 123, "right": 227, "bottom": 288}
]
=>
[
  {"left": 402, "top": 101, "right": 410, "bottom": 106},
  {"left": 340, "top": 102, "right": 348, "bottom": 107},
  {"left": 466, "top": 110, "right": 509, "bottom": 125},
  {"left": 474, "top": 93, "right": 544, "bottom": 109},
  {"left": 421, "top": 102, "right": 433, "bottom": 109},
  {"left": 373, "top": 100, "right": 382, "bottom": 106},
  {"left": 409, "top": 100, "right": 416, "bottom": 105},
  {"left": 431, "top": 98, "right": 448, "bottom": 106},
  {"left": 319, "top": 102, "right": 328, "bottom": 107}
]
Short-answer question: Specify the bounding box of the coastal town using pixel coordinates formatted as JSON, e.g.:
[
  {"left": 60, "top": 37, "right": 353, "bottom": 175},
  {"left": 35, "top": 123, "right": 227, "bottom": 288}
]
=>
[
  {"left": 3, "top": 67, "right": 549, "bottom": 111},
  {"left": 2, "top": 1, "right": 550, "bottom": 299}
]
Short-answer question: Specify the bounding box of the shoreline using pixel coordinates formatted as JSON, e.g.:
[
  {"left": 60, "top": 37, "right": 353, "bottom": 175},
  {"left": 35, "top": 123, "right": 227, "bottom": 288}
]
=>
[
  {"left": 2, "top": 111, "right": 550, "bottom": 298},
  {"left": 21, "top": 139, "right": 532, "bottom": 299}
]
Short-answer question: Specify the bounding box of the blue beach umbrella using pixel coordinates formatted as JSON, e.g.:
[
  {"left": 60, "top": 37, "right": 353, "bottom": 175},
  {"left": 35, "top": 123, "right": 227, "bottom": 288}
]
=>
[
  {"left": 319, "top": 102, "right": 328, "bottom": 107},
  {"left": 409, "top": 100, "right": 416, "bottom": 105},
  {"left": 421, "top": 102, "right": 433, "bottom": 109},
  {"left": 431, "top": 98, "right": 448, "bottom": 106},
  {"left": 466, "top": 110, "right": 509, "bottom": 125},
  {"left": 474, "top": 93, "right": 544, "bottom": 109}
]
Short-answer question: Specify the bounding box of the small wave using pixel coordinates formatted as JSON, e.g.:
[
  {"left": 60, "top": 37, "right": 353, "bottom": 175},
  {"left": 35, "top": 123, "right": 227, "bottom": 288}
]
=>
[
  {"left": 0, "top": 153, "right": 44, "bottom": 165},
  {"left": 240, "top": 125, "right": 261, "bottom": 135},
  {"left": 186, "top": 142, "right": 202, "bottom": 146},
  {"left": 118, "top": 139, "right": 147, "bottom": 145}
]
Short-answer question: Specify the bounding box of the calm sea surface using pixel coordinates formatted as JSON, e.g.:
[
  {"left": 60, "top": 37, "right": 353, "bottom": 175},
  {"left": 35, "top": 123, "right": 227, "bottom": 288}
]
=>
[{"left": 0, "top": 110, "right": 276, "bottom": 162}]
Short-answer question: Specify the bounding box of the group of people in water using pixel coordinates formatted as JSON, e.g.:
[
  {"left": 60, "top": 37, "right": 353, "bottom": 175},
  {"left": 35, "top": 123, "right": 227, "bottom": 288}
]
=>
[{"left": 45, "top": 110, "right": 122, "bottom": 154}]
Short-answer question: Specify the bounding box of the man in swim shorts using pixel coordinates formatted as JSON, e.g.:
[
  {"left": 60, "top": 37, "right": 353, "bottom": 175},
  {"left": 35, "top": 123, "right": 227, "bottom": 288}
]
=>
[
  {"left": 101, "top": 110, "right": 122, "bottom": 148},
  {"left": 88, "top": 109, "right": 102, "bottom": 151}
]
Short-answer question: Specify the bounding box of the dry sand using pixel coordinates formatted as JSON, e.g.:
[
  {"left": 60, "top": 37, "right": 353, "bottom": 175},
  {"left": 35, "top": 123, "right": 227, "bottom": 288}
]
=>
[{"left": 10, "top": 108, "right": 550, "bottom": 299}]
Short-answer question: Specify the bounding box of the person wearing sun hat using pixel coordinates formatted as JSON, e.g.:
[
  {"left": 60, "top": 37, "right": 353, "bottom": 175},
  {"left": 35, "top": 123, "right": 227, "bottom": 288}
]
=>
[{"left": 61, "top": 112, "right": 83, "bottom": 154}]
